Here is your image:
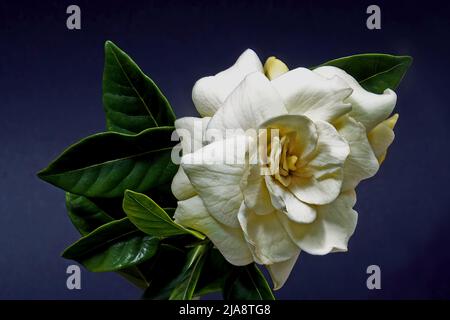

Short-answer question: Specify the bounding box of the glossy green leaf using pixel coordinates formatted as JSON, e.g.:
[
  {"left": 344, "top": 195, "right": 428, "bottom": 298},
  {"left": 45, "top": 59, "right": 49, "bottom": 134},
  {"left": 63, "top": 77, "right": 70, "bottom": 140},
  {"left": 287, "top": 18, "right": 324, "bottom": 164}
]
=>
[
  {"left": 37, "top": 127, "right": 177, "bottom": 198},
  {"left": 169, "top": 244, "right": 208, "bottom": 300},
  {"left": 142, "top": 244, "right": 187, "bottom": 300},
  {"left": 103, "top": 41, "right": 176, "bottom": 134},
  {"left": 224, "top": 264, "right": 275, "bottom": 300},
  {"left": 315, "top": 54, "right": 412, "bottom": 94},
  {"left": 65, "top": 193, "right": 114, "bottom": 236},
  {"left": 62, "top": 218, "right": 159, "bottom": 272},
  {"left": 194, "top": 248, "right": 233, "bottom": 297},
  {"left": 123, "top": 190, "right": 204, "bottom": 239}
]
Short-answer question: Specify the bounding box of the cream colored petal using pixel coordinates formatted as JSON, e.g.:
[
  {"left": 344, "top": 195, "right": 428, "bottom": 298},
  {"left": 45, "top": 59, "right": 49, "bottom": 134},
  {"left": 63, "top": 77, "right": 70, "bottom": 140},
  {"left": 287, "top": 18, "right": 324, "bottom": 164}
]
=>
[
  {"left": 266, "top": 251, "right": 300, "bottom": 290},
  {"left": 181, "top": 135, "right": 249, "bottom": 228},
  {"left": 174, "top": 116, "right": 211, "bottom": 154},
  {"left": 264, "top": 56, "right": 289, "bottom": 80},
  {"left": 314, "top": 66, "right": 397, "bottom": 131},
  {"left": 174, "top": 196, "right": 253, "bottom": 266},
  {"left": 289, "top": 121, "right": 349, "bottom": 205},
  {"left": 334, "top": 116, "right": 380, "bottom": 191},
  {"left": 368, "top": 113, "right": 399, "bottom": 164},
  {"left": 242, "top": 164, "right": 274, "bottom": 215},
  {"left": 192, "top": 49, "right": 263, "bottom": 117},
  {"left": 271, "top": 67, "right": 353, "bottom": 123},
  {"left": 259, "top": 114, "right": 319, "bottom": 161},
  {"left": 265, "top": 176, "right": 317, "bottom": 224},
  {"left": 207, "top": 72, "right": 288, "bottom": 136},
  {"left": 171, "top": 166, "right": 197, "bottom": 201},
  {"left": 238, "top": 202, "right": 299, "bottom": 265},
  {"left": 277, "top": 190, "right": 358, "bottom": 255}
]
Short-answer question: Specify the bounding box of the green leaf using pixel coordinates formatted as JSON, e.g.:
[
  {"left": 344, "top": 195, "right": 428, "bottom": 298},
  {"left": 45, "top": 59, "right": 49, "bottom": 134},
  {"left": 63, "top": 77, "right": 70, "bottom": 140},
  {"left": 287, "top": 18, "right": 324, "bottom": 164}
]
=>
[
  {"left": 142, "top": 244, "right": 188, "bottom": 300},
  {"left": 224, "top": 264, "right": 275, "bottom": 300},
  {"left": 169, "top": 244, "right": 208, "bottom": 300},
  {"left": 194, "top": 247, "right": 233, "bottom": 297},
  {"left": 62, "top": 218, "right": 159, "bottom": 272},
  {"left": 65, "top": 193, "right": 114, "bottom": 236},
  {"left": 103, "top": 41, "right": 176, "bottom": 134},
  {"left": 37, "top": 127, "right": 177, "bottom": 198},
  {"left": 315, "top": 53, "right": 412, "bottom": 94},
  {"left": 123, "top": 190, "right": 204, "bottom": 239}
]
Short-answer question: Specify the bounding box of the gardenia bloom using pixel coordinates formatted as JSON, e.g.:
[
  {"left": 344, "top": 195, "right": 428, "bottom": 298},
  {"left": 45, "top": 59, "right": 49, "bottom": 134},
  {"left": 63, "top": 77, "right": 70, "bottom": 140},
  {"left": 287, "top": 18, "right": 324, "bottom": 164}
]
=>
[{"left": 171, "top": 49, "right": 399, "bottom": 289}]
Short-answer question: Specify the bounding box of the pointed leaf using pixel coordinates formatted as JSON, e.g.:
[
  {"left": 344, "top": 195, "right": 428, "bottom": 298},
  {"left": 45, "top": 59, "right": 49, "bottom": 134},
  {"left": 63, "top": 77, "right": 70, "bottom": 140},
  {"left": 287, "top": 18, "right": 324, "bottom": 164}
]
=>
[
  {"left": 169, "top": 244, "right": 208, "bottom": 300},
  {"left": 103, "top": 41, "right": 176, "bottom": 134},
  {"left": 123, "top": 190, "right": 204, "bottom": 239},
  {"left": 224, "top": 264, "right": 275, "bottom": 300},
  {"left": 62, "top": 218, "right": 159, "bottom": 272},
  {"left": 65, "top": 193, "right": 114, "bottom": 236},
  {"left": 315, "top": 54, "right": 412, "bottom": 94},
  {"left": 37, "top": 127, "right": 177, "bottom": 198}
]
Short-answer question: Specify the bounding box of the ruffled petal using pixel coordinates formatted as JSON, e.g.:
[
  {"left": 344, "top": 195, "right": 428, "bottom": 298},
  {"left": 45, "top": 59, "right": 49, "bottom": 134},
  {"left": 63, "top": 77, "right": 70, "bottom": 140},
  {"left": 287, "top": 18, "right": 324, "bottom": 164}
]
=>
[
  {"left": 266, "top": 251, "right": 300, "bottom": 290},
  {"left": 271, "top": 67, "right": 352, "bottom": 122},
  {"left": 314, "top": 66, "right": 397, "bottom": 131},
  {"left": 192, "top": 49, "right": 263, "bottom": 117},
  {"left": 277, "top": 190, "right": 358, "bottom": 255},
  {"left": 238, "top": 202, "right": 299, "bottom": 265},
  {"left": 174, "top": 196, "right": 253, "bottom": 266},
  {"left": 171, "top": 166, "right": 197, "bottom": 201}
]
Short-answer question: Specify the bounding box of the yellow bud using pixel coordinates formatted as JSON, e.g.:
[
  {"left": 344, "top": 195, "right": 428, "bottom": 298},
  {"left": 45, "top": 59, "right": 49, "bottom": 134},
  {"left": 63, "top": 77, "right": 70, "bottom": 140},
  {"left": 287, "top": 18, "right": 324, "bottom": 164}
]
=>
[
  {"left": 368, "top": 113, "right": 399, "bottom": 165},
  {"left": 264, "top": 56, "right": 289, "bottom": 80},
  {"left": 384, "top": 113, "right": 399, "bottom": 130}
]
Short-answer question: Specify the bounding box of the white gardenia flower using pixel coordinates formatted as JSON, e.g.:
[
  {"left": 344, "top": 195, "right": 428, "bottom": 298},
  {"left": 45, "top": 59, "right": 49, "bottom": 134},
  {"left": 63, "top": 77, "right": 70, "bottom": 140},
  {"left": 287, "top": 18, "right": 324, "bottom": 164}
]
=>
[{"left": 171, "top": 50, "right": 399, "bottom": 290}]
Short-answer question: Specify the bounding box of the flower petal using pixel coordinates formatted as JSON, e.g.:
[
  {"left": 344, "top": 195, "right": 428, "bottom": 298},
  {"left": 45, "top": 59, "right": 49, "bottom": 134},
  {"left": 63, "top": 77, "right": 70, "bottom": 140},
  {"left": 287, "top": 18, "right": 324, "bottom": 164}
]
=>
[
  {"left": 265, "top": 176, "right": 317, "bottom": 224},
  {"left": 277, "top": 190, "right": 358, "bottom": 255},
  {"left": 175, "top": 116, "right": 211, "bottom": 154},
  {"left": 334, "top": 116, "right": 379, "bottom": 191},
  {"left": 314, "top": 66, "right": 397, "bottom": 131},
  {"left": 242, "top": 164, "right": 274, "bottom": 215},
  {"left": 174, "top": 196, "right": 253, "bottom": 266},
  {"left": 238, "top": 202, "right": 299, "bottom": 265},
  {"left": 259, "top": 114, "right": 319, "bottom": 161},
  {"left": 171, "top": 166, "right": 197, "bottom": 201},
  {"left": 207, "top": 72, "right": 288, "bottom": 136},
  {"left": 266, "top": 251, "right": 300, "bottom": 290},
  {"left": 192, "top": 49, "right": 263, "bottom": 117},
  {"left": 271, "top": 67, "right": 353, "bottom": 123},
  {"left": 264, "top": 56, "right": 289, "bottom": 80},
  {"left": 289, "top": 121, "right": 349, "bottom": 205},
  {"left": 368, "top": 113, "right": 399, "bottom": 164},
  {"left": 181, "top": 135, "right": 249, "bottom": 228}
]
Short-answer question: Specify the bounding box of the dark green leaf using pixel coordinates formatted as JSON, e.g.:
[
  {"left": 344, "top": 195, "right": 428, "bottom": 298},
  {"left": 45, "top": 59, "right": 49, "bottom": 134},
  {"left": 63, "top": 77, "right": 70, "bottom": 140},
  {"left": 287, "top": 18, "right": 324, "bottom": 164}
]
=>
[
  {"left": 142, "top": 244, "right": 187, "bottom": 300},
  {"left": 103, "top": 41, "right": 176, "bottom": 134},
  {"left": 123, "top": 190, "right": 204, "bottom": 239},
  {"left": 169, "top": 244, "right": 208, "bottom": 300},
  {"left": 62, "top": 218, "right": 159, "bottom": 272},
  {"left": 315, "top": 54, "right": 412, "bottom": 94},
  {"left": 37, "top": 127, "right": 177, "bottom": 198},
  {"left": 194, "top": 248, "right": 233, "bottom": 297},
  {"left": 65, "top": 193, "right": 114, "bottom": 236},
  {"left": 224, "top": 264, "right": 275, "bottom": 300}
]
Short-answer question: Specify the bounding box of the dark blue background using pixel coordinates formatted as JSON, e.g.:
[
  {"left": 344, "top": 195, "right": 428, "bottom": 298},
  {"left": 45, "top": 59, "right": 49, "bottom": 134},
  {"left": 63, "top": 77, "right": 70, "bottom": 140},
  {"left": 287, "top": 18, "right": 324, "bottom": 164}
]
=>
[{"left": 1, "top": 0, "right": 449, "bottom": 299}]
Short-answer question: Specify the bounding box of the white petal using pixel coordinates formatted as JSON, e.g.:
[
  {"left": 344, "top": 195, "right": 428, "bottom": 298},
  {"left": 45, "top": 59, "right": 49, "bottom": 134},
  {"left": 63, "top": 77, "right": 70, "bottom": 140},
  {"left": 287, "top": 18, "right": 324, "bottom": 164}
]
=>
[
  {"left": 175, "top": 117, "right": 211, "bottom": 154},
  {"left": 174, "top": 196, "right": 253, "bottom": 266},
  {"left": 265, "top": 176, "right": 317, "bottom": 224},
  {"left": 289, "top": 121, "right": 349, "bottom": 205},
  {"left": 368, "top": 113, "right": 398, "bottom": 164},
  {"left": 278, "top": 190, "right": 358, "bottom": 255},
  {"left": 237, "top": 202, "right": 299, "bottom": 265},
  {"left": 242, "top": 164, "right": 274, "bottom": 215},
  {"left": 266, "top": 251, "right": 300, "bottom": 290},
  {"left": 181, "top": 135, "right": 249, "bottom": 227},
  {"left": 171, "top": 166, "right": 197, "bottom": 201},
  {"left": 207, "top": 72, "right": 288, "bottom": 136},
  {"left": 192, "top": 49, "right": 263, "bottom": 117},
  {"left": 259, "top": 114, "right": 319, "bottom": 161},
  {"left": 314, "top": 66, "right": 397, "bottom": 131},
  {"left": 335, "top": 116, "right": 379, "bottom": 191},
  {"left": 271, "top": 67, "right": 352, "bottom": 122}
]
